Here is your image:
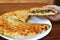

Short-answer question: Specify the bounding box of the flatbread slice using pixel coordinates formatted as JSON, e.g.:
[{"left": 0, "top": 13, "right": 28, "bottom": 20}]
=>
[
  {"left": 0, "top": 15, "right": 50, "bottom": 38},
  {"left": 1, "top": 10, "right": 30, "bottom": 22},
  {"left": 29, "top": 7, "right": 57, "bottom": 15}
]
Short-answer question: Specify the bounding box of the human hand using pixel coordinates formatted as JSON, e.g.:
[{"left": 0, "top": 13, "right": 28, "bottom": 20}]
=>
[
  {"left": 38, "top": 5, "right": 60, "bottom": 21},
  {"left": 43, "top": 5, "right": 60, "bottom": 12}
]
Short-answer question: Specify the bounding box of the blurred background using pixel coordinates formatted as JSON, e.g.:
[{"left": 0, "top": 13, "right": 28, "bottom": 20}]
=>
[
  {"left": 0, "top": 0, "right": 60, "bottom": 5},
  {"left": 0, "top": 0, "right": 54, "bottom": 4}
]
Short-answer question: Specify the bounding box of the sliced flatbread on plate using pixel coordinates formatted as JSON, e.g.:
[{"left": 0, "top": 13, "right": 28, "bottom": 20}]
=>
[{"left": 0, "top": 10, "right": 50, "bottom": 38}]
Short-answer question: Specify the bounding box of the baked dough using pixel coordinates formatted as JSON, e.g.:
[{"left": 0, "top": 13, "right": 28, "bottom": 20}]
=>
[
  {"left": 1, "top": 10, "right": 29, "bottom": 22},
  {"left": 0, "top": 10, "right": 50, "bottom": 38},
  {"left": 29, "top": 7, "right": 57, "bottom": 15}
]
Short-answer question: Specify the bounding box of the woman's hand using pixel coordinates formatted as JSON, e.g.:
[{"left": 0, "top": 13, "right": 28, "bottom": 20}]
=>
[{"left": 38, "top": 5, "right": 60, "bottom": 21}]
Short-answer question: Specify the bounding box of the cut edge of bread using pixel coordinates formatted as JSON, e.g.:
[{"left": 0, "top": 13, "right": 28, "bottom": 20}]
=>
[{"left": 29, "top": 7, "right": 58, "bottom": 15}]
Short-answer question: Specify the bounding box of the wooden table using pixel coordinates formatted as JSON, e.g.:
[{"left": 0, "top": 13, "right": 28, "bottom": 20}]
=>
[{"left": 0, "top": 3, "right": 60, "bottom": 40}]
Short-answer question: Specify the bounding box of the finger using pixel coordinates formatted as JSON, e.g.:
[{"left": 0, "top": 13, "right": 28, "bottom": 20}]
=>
[
  {"left": 42, "top": 5, "right": 56, "bottom": 8},
  {"left": 46, "top": 15, "right": 58, "bottom": 21},
  {"left": 46, "top": 16, "right": 54, "bottom": 20},
  {"left": 43, "top": 5, "right": 56, "bottom": 7},
  {"left": 46, "top": 16, "right": 53, "bottom": 19},
  {"left": 36, "top": 15, "right": 47, "bottom": 19}
]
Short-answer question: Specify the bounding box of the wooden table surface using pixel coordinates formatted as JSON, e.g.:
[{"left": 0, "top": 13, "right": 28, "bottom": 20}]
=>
[{"left": 0, "top": 3, "right": 60, "bottom": 40}]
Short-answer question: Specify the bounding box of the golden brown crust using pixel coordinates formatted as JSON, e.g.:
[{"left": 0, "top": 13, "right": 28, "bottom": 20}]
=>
[
  {"left": 29, "top": 7, "right": 58, "bottom": 15},
  {"left": 0, "top": 10, "right": 50, "bottom": 38},
  {"left": 0, "top": 18, "right": 50, "bottom": 38},
  {"left": 1, "top": 10, "right": 29, "bottom": 22}
]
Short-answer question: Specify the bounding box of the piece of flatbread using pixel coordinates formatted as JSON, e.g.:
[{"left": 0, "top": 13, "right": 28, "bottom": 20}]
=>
[
  {"left": 29, "top": 7, "right": 58, "bottom": 15},
  {"left": 1, "top": 10, "right": 30, "bottom": 22},
  {"left": 0, "top": 17, "right": 50, "bottom": 38}
]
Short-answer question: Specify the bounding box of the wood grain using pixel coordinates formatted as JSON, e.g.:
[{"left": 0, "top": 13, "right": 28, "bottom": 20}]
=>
[
  {"left": 0, "top": 3, "right": 60, "bottom": 40},
  {"left": 0, "top": 0, "right": 54, "bottom": 4}
]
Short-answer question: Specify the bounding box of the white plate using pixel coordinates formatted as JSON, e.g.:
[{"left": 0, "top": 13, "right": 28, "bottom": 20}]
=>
[{"left": 0, "top": 16, "right": 52, "bottom": 40}]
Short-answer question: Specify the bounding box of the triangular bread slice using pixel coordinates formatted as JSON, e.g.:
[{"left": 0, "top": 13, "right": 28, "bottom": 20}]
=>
[
  {"left": 1, "top": 10, "right": 30, "bottom": 22},
  {"left": 29, "top": 7, "right": 58, "bottom": 15}
]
